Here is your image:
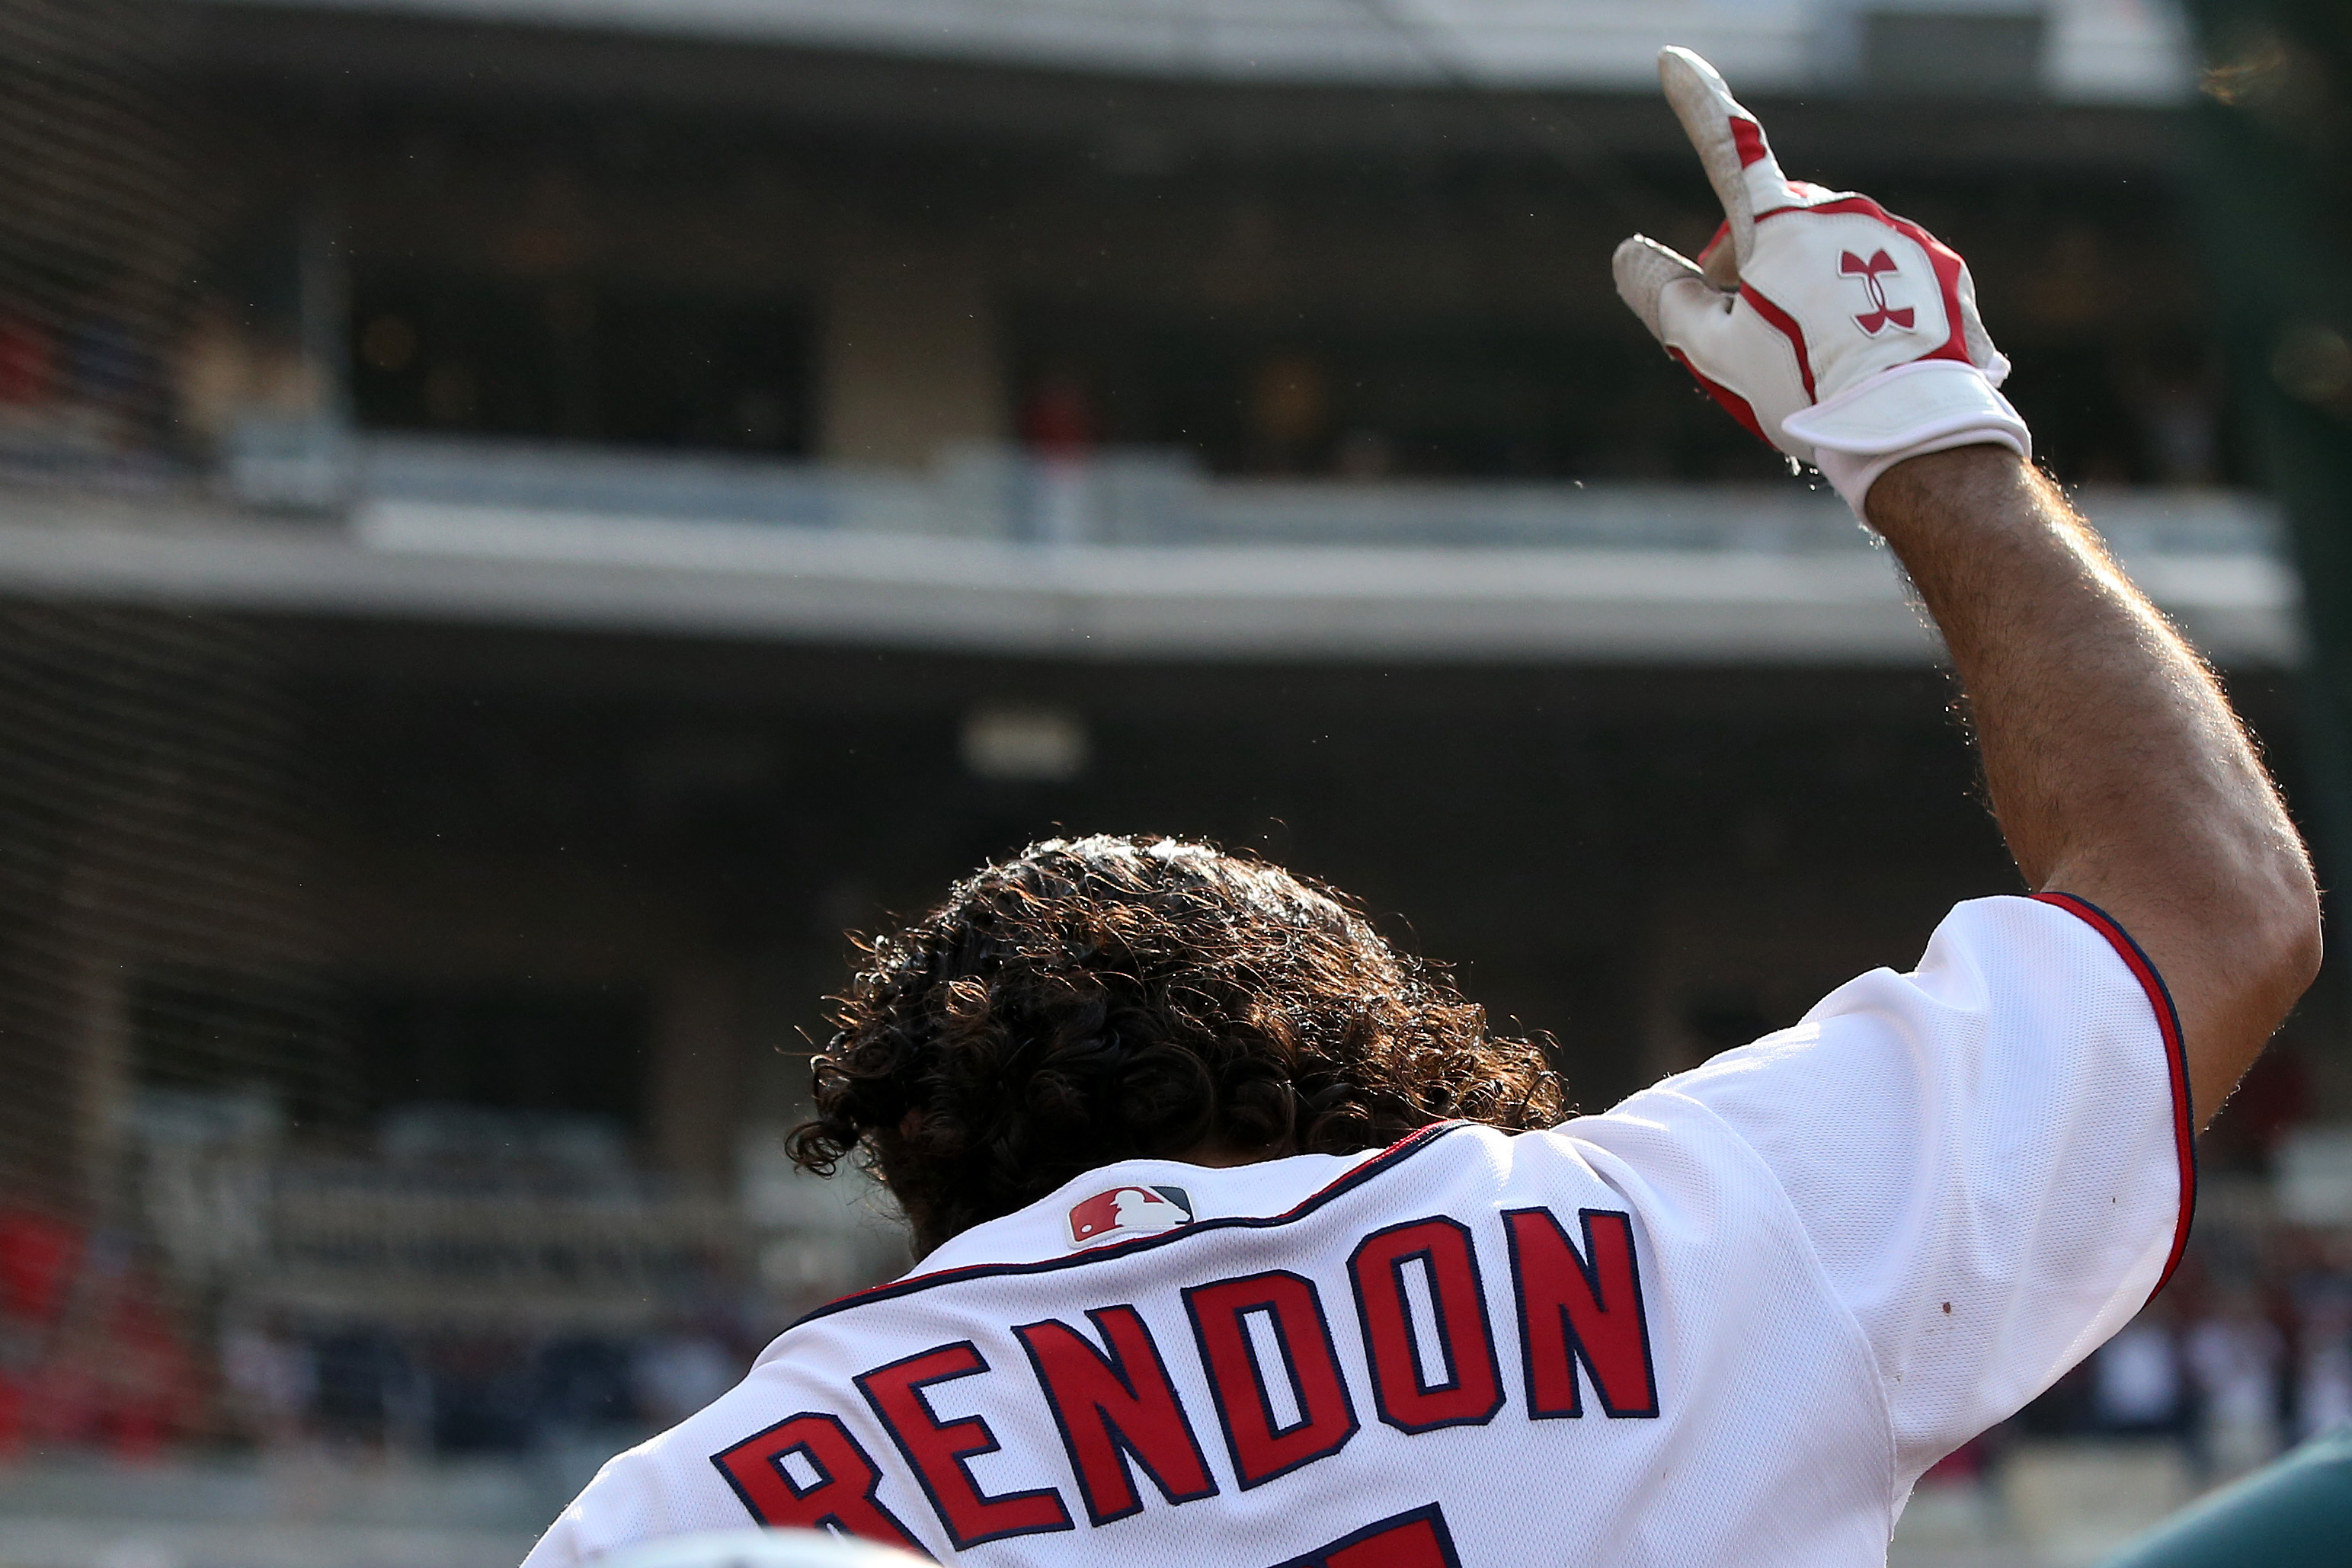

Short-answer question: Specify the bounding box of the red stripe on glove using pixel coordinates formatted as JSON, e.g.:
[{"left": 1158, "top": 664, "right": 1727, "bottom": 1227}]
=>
[
  {"left": 1669, "top": 347, "right": 1769, "bottom": 443},
  {"left": 1737, "top": 284, "right": 1816, "bottom": 402},
  {"left": 1730, "top": 117, "right": 1770, "bottom": 169}
]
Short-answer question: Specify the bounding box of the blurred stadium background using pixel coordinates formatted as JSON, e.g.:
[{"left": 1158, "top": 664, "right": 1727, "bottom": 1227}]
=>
[{"left": 0, "top": 0, "right": 2345, "bottom": 1564}]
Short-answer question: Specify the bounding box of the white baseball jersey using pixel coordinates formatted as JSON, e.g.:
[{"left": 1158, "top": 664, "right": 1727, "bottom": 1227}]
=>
[{"left": 526, "top": 893, "right": 2191, "bottom": 1567}]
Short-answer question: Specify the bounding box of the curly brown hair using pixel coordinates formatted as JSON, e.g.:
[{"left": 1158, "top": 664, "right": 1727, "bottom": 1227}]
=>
[{"left": 788, "top": 834, "right": 1567, "bottom": 1256}]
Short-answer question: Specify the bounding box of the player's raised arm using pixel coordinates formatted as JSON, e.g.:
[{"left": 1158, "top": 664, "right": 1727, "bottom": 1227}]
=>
[
  {"left": 1866, "top": 451, "right": 2316, "bottom": 1120},
  {"left": 1614, "top": 49, "right": 2319, "bottom": 1122}
]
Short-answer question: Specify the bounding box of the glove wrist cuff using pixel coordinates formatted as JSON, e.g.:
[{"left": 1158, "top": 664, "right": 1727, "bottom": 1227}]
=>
[
  {"left": 1813, "top": 430, "right": 2030, "bottom": 521},
  {"left": 1781, "top": 359, "right": 2032, "bottom": 517}
]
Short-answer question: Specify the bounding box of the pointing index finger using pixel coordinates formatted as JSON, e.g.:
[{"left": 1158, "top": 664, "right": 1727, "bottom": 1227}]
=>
[{"left": 1657, "top": 46, "right": 1797, "bottom": 272}]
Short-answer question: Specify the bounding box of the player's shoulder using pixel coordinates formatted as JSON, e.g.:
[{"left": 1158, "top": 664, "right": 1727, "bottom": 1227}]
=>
[
  {"left": 524, "top": 1398, "right": 766, "bottom": 1565},
  {"left": 1883, "top": 891, "right": 2161, "bottom": 1009},
  {"left": 1673, "top": 893, "right": 2161, "bottom": 1080}
]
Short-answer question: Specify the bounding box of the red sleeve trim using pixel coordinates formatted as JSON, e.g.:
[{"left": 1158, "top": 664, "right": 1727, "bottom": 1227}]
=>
[{"left": 2029, "top": 892, "right": 2197, "bottom": 1298}]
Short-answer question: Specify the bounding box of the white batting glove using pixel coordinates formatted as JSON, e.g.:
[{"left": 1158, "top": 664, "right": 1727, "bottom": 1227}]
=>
[{"left": 1613, "top": 47, "right": 2030, "bottom": 516}]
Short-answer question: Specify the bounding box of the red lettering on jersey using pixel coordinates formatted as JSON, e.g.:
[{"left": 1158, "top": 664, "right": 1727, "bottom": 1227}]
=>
[
  {"left": 1349, "top": 1218, "right": 1504, "bottom": 1432},
  {"left": 1326, "top": 1514, "right": 1455, "bottom": 1568},
  {"left": 1014, "top": 1306, "right": 1219, "bottom": 1525},
  {"left": 1184, "top": 1269, "right": 1359, "bottom": 1489},
  {"left": 1273, "top": 1503, "right": 1463, "bottom": 1568},
  {"left": 855, "top": 1341, "right": 1075, "bottom": 1548},
  {"left": 1502, "top": 1207, "right": 1659, "bottom": 1419},
  {"left": 709, "top": 1410, "right": 925, "bottom": 1550}
]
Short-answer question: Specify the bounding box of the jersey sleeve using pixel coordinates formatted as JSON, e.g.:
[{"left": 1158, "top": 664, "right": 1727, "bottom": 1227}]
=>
[{"left": 1650, "top": 892, "right": 2192, "bottom": 1486}]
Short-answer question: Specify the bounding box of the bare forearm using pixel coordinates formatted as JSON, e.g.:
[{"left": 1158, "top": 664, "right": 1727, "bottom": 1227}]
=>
[{"left": 1867, "top": 447, "right": 2319, "bottom": 1118}]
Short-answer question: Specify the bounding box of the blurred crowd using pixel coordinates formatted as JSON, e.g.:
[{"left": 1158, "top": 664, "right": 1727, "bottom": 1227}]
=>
[
  {"left": 0, "top": 300, "right": 324, "bottom": 482},
  {"left": 213, "top": 1316, "right": 746, "bottom": 1457},
  {"left": 9, "top": 1193, "right": 2347, "bottom": 1474},
  {"left": 0, "top": 309, "right": 163, "bottom": 469},
  {"left": 0, "top": 1205, "right": 755, "bottom": 1461},
  {"left": 1011, "top": 333, "right": 2235, "bottom": 489},
  {"left": 0, "top": 1209, "right": 196, "bottom": 1460},
  {"left": 0, "top": 296, "right": 2240, "bottom": 494},
  {"left": 1911, "top": 1220, "right": 2352, "bottom": 1491}
]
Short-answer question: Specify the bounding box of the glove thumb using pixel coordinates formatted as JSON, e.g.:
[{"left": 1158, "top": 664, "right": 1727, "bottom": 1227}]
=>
[{"left": 1612, "top": 234, "right": 1710, "bottom": 346}]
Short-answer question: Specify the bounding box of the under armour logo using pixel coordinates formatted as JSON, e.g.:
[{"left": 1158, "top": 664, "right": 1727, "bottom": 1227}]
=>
[{"left": 1840, "top": 250, "right": 1915, "bottom": 335}]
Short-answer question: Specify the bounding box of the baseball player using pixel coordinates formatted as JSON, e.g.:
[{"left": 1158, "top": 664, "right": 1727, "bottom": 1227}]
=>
[{"left": 525, "top": 50, "right": 2320, "bottom": 1567}]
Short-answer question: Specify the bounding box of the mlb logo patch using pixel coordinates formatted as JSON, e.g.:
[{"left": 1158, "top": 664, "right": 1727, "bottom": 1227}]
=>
[{"left": 1067, "top": 1184, "right": 1194, "bottom": 1249}]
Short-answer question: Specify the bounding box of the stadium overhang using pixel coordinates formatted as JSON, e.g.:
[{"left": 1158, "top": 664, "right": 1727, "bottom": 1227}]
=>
[
  {"left": 181, "top": 0, "right": 2194, "bottom": 176},
  {"left": 183, "top": 0, "right": 2197, "bottom": 104}
]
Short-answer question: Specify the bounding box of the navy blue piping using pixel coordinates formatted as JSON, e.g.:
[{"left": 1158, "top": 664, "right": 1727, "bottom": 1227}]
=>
[{"left": 788, "top": 1121, "right": 1470, "bottom": 1330}]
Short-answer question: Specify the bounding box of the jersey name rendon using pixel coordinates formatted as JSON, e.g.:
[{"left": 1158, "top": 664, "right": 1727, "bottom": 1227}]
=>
[{"left": 709, "top": 1200, "right": 1659, "bottom": 1552}]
